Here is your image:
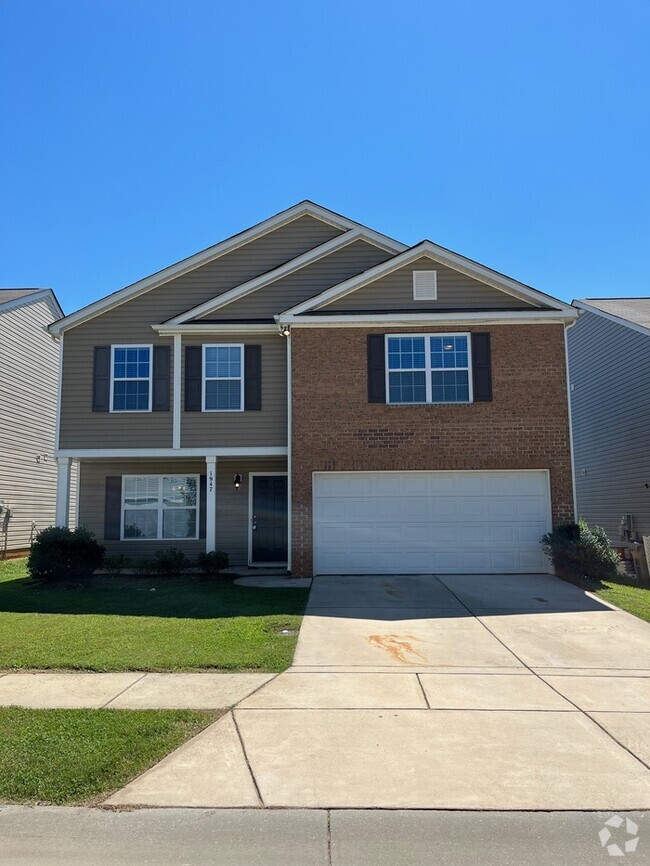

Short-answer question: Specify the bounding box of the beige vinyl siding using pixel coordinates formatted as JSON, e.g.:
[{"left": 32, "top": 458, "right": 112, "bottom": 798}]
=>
[
  {"left": 59, "top": 216, "right": 340, "bottom": 449},
  {"left": 323, "top": 257, "right": 540, "bottom": 311},
  {"left": 181, "top": 333, "right": 286, "bottom": 447},
  {"left": 0, "top": 297, "right": 66, "bottom": 550},
  {"left": 204, "top": 240, "right": 393, "bottom": 320},
  {"left": 79, "top": 457, "right": 286, "bottom": 565}
]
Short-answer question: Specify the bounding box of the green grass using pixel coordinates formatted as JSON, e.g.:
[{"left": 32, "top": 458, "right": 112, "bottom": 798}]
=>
[
  {"left": 593, "top": 578, "right": 650, "bottom": 623},
  {"left": 0, "top": 706, "right": 217, "bottom": 805},
  {"left": 0, "top": 559, "right": 307, "bottom": 672}
]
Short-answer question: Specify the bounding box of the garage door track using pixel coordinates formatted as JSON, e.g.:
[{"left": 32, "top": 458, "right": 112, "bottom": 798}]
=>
[{"left": 108, "top": 573, "right": 650, "bottom": 810}]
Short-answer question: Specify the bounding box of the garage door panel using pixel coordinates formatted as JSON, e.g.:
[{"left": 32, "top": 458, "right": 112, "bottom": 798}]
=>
[{"left": 313, "top": 471, "right": 552, "bottom": 575}]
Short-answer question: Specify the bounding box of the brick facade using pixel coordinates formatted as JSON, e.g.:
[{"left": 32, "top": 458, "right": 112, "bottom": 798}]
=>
[{"left": 291, "top": 324, "right": 574, "bottom": 576}]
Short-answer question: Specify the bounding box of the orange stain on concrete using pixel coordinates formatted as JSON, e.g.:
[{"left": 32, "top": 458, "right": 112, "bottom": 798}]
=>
[{"left": 366, "top": 634, "right": 426, "bottom": 664}]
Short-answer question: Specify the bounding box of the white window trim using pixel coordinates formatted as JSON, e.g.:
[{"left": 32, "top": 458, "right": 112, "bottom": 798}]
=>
[
  {"left": 413, "top": 270, "right": 438, "bottom": 301},
  {"left": 120, "top": 474, "right": 200, "bottom": 541},
  {"left": 384, "top": 332, "right": 473, "bottom": 405},
  {"left": 110, "top": 344, "right": 153, "bottom": 413},
  {"left": 202, "top": 343, "right": 245, "bottom": 413}
]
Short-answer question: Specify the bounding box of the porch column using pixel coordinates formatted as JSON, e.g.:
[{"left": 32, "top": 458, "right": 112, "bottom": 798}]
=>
[
  {"left": 205, "top": 456, "right": 217, "bottom": 552},
  {"left": 55, "top": 457, "right": 71, "bottom": 528}
]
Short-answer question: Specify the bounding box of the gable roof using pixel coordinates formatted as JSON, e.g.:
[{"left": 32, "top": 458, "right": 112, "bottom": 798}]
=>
[
  {"left": 574, "top": 298, "right": 650, "bottom": 337},
  {"left": 0, "top": 288, "right": 63, "bottom": 318},
  {"left": 49, "top": 201, "right": 404, "bottom": 335},
  {"left": 163, "top": 227, "right": 406, "bottom": 326},
  {"left": 280, "top": 241, "right": 575, "bottom": 318}
]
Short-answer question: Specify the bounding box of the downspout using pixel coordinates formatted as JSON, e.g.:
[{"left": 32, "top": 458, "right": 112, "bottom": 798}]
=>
[
  {"left": 564, "top": 313, "right": 581, "bottom": 523},
  {"left": 280, "top": 321, "right": 292, "bottom": 574}
]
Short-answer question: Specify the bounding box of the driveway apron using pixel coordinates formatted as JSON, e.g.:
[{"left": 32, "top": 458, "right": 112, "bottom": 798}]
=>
[{"left": 107, "top": 573, "right": 650, "bottom": 810}]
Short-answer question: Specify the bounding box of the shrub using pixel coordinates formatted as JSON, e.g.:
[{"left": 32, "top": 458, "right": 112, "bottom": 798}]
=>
[
  {"left": 133, "top": 558, "right": 154, "bottom": 575},
  {"left": 196, "top": 550, "right": 229, "bottom": 576},
  {"left": 150, "top": 548, "right": 190, "bottom": 576},
  {"left": 541, "top": 520, "right": 620, "bottom": 582},
  {"left": 28, "top": 526, "right": 105, "bottom": 582},
  {"left": 103, "top": 554, "right": 132, "bottom": 576}
]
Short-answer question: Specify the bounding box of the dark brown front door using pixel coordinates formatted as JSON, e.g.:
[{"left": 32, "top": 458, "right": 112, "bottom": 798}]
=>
[{"left": 251, "top": 475, "right": 288, "bottom": 563}]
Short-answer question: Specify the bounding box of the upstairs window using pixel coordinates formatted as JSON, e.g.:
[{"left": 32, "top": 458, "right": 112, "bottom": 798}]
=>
[
  {"left": 386, "top": 334, "right": 472, "bottom": 404},
  {"left": 111, "top": 346, "right": 152, "bottom": 412},
  {"left": 203, "top": 344, "right": 244, "bottom": 411}
]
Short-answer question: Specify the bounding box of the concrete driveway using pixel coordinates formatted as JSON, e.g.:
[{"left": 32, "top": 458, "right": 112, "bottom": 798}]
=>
[{"left": 108, "top": 573, "right": 650, "bottom": 810}]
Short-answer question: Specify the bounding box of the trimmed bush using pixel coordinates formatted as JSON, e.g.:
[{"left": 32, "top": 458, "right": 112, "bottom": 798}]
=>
[
  {"left": 28, "top": 526, "right": 105, "bottom": 583},
  {"left": 150, "top": 548, "right": 190, "bottom": 576},
  {"left": 541, "top": 520, "right": 619, "bottom": 582},
  {"left": 103, "top": 554, "right": 132, "bottom": 576},
  {"left": 196, "top": 550, "right": 229, "bottom": 576}
]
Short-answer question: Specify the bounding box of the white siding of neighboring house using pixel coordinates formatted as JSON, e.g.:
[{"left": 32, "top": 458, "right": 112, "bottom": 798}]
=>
[
  {"left": 0, "top": 295, "right": 76, "bottom": 552},
  {"left": 568, "top": 308, "right": 650, "bottom": 543}
]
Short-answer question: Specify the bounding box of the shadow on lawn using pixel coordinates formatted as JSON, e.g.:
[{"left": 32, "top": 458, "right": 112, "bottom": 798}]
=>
[{"left": 0, "top": 574, "right": 309, "bottom": 619}]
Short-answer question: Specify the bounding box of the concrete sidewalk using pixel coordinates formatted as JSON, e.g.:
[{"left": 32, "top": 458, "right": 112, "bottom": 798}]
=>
[
  {"left": 0, "top": 672, "right": 274, "bottom": 709},
  {"left": 0, "top": 806, "right": 647, "bottom": 865},
  {"left": 106, "top": 574, "right": 650, "bottom": 811}
]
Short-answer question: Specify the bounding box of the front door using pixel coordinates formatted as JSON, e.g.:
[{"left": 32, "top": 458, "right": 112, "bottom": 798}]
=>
[{"left": 251, "top": 475, "right": 288, "bottom": 564}]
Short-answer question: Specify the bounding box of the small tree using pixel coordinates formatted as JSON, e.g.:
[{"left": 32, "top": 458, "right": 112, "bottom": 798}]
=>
[
  {"left": 28, "top": 526, "right": 105, "bottom": 582},
  {"left": 541, "top": 520, "right": 619, "bottom": 582}
]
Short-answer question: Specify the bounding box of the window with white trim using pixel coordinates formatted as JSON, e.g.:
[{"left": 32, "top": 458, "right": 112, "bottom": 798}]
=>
[
  {"left": 203, "top": 344, "right": 244, "bottom": 411},
  {"left": 122, "top": 475, "right": 199, "bottom": 540},
  {"left": 386, "top": 334, "right": 472, "bottom": 404},
  {"left": 111, "top": 345, "right": 152, "bottom": 412}
]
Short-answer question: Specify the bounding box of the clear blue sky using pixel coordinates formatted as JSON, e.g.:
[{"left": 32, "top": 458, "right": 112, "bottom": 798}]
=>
[{"left": 1, "top": 0, "right": 648, "bottom": 313}]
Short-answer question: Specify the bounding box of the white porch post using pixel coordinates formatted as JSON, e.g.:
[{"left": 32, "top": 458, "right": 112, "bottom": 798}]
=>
[
  {"left": 205, "top": 455, "right": 217, "bottom": 552},
  {"left": 55, "top": 457, "right": 71, "bottom": 527}
]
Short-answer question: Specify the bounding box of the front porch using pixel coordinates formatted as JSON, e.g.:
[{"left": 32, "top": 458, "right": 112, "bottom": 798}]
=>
[{"left": 57, "top": 455, "right": 288, "bottom": 570}]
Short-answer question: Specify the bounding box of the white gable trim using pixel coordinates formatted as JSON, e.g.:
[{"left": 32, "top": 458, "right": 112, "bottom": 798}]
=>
[
  {"left": 573, "top": 300, "right": 650, "bottom": 339},
  {"left": 48, "top": 201, "right": 404, "bottom": 335},
  {"left": 0, "top": 289, "right": 63, "bottom": 319},
  {"left": 164, "top": 228, "right": 404, "bottom": 325},
  {"left": 282, "top": 241, "right": 574, "bottom": 316}
]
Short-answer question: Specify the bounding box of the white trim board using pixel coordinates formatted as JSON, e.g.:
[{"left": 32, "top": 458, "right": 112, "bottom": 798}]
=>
[
  {"left": 48, "top": 202, "right": 405, "bottom": 335},
  {"left": 55, "top": 447, "right": 288, "bottom": 459},
  {"left": 164, "top": 228, "right": 405, "bottom": 326},
  {"left": 282, "top": 242, "right": 575, "bottom": 317},
  {"left": 572, "top": 300, "right": 650, "bottom": 339},
  {"left": 154, "top": 324, "right": 279, "bottom": 336},
  {"left": 277, "top": 310, "right": 577, "bottom": 327}
]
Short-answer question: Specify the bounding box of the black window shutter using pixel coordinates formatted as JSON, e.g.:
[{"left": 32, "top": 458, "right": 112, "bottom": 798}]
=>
[
  {"left": 152, "top": 345, "right": 170, "bottom": 412},
  {"left": 185, "top": 346, "right": 202, "bottom": 411},
  {"left": 104, "top": 476, "right": 122, "bottom": 540},
  {"left": 472, "top": 332, "right": 493, "bottom": 402},
  {"left": 367, "top": 334, "right": 386, "bottom": 403},
  {"left": 199, "top": 475, "right": 207, "bottom": 539},
  {"left": 92, "top": 346, "right": 111, "bottom": 412},
  {"left": 244, "top": 345, "right": 262, "bottom": 410}
]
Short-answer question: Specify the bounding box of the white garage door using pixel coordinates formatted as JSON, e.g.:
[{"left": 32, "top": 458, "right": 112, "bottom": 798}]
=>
[{"left": 313, "top": 471, "right": 552, "bottom": 575}]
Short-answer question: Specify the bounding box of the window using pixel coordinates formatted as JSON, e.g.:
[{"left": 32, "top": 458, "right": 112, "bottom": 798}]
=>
[
  {"left": 413, "top": 270, "right": 438, "bottom": 300},
  {"left": 386, "top": 334, "right": 472, "bottom": 404},
  {"left": 111, "top": 345, "right": 152, "bottom": 412},
  {"left": 122, "top": 475, "right": 199, "bottom": 540},
  {"left": 203, "top": 344, "right": 244, "bottom": 411}
]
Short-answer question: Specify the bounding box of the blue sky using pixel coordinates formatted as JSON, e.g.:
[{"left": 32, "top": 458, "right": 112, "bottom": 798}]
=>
[{"left": 1, "top": 0, "right": 648, "bottom": 313}]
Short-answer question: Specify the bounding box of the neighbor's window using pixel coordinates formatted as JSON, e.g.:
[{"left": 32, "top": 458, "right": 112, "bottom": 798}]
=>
[
  {"left": 203, "top": 344, "right": 244, "bottom": 411},
  {"left": 386, "top": 334, "right": 472, "bottom": 404},
  {"left": 111, "top": 346, "right": 152, "bottom": 412},
  {"left": 122, "top": 475, "right": 199, "bottom": 540}
]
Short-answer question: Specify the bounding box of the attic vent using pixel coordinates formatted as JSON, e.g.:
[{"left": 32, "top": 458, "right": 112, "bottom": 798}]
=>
[{"left": 413, "top": 270, "right": 437, "bottom": 300}]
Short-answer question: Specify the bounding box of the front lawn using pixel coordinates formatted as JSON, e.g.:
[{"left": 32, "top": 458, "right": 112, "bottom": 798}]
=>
[
  {"left": 0, "top": 559, "right": 307, "bottom": 671},
  {"left": 0, "top": 706, "right": 217, "bottom": 805},
  {"left": 593, "top": 578, "right": 650, "bottom": 624}
]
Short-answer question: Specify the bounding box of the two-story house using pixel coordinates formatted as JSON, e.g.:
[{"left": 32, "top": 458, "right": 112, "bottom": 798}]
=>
[{"left": 50, "top": 202, "right": 577, "bottom": 576}]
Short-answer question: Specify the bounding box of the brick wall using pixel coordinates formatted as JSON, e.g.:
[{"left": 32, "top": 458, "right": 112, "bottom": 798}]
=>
[{"left": 291, "top": 324, "right": 574, "bottom": 576}]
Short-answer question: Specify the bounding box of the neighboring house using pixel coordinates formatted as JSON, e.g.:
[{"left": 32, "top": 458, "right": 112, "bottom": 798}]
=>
[
  {"left": 50, "top": 202, "right": 577, "bottom": 576},
  {"left": 0, "top": 288, "right": 72, "bottom": 555},
  {"left": 568, "top": 298, "right": 650, "bottom": 573}
]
